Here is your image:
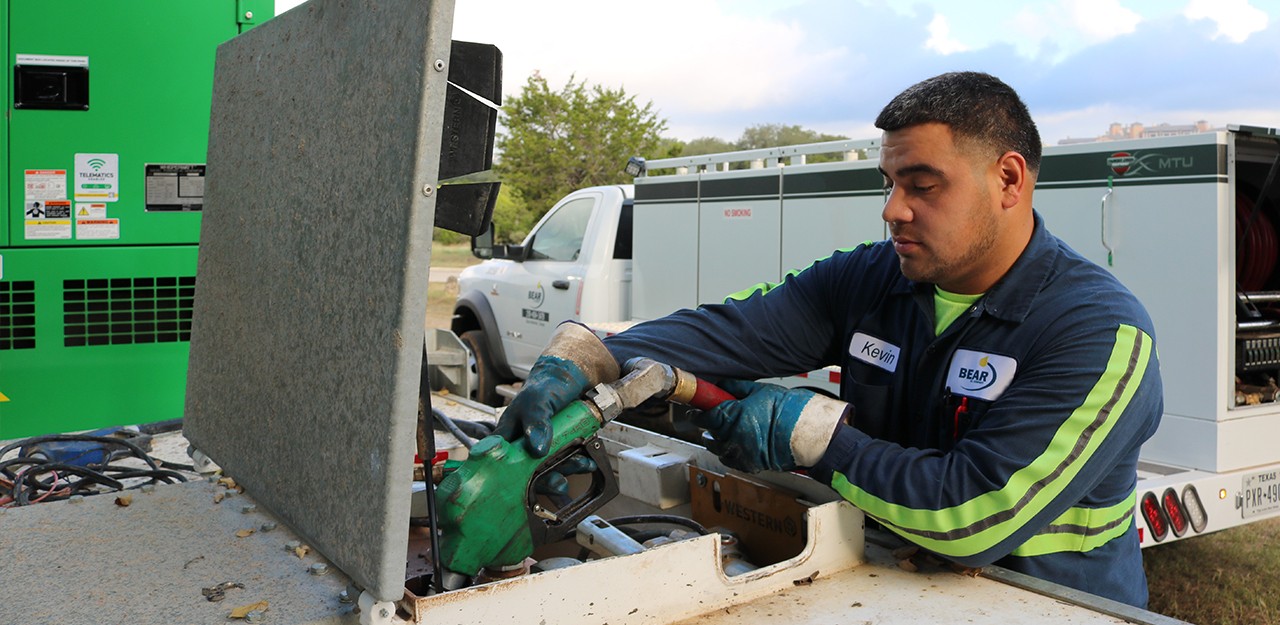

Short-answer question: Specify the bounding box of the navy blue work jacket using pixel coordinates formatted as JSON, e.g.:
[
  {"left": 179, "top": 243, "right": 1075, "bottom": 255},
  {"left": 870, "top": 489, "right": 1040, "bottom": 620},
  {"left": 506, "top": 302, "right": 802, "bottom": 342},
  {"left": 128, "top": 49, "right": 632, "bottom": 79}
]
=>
[{"left": 605, "top": 213, "right": 1163, "bottom": 607}]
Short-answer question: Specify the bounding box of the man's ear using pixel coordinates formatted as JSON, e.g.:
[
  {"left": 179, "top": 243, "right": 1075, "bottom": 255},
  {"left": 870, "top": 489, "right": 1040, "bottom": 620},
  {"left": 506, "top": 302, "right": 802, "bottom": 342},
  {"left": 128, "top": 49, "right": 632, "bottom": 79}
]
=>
[{"left": 996, "top": 151, "right": 1029, "bottom": 209}]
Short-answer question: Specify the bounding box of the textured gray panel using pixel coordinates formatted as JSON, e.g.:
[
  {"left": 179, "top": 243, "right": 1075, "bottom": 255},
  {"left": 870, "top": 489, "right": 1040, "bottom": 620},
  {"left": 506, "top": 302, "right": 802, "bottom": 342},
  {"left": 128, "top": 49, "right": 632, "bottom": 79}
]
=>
[{"left": 184, "top": 0, "right": 454, "bottom": 602}]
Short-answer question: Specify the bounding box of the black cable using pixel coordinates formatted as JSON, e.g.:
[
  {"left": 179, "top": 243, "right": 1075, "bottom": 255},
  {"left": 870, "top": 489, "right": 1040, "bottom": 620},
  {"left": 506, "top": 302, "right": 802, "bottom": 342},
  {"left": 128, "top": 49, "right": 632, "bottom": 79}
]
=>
[
  {"left": 420, "top": 340, "right": 446, "bottom": 595},
  {"left": 430, "top": 409, "right": 495, "bottom": 441},
  {"left": 9, "top": 462, "right": 123, "bottom": 505},
  {"left": 605, "top": 514, "right": 711, "bottom": 535},
  {"left": 158, "top": 459, "right": 196, "bottom": 472},
  {"left": 432, "top": 408, "right": 478, "bottom": 449},
  {"left": 135, "top": 418, "right": 184, "bottom": 435},
  {"left": 0, "top": 433, "right": 189, "bottom": 506},
  {"left": 448, "top": 418, "right": 497, "bottom": 441},
  {"left": 1, "top": 434, "right": 159, "bottom": 470}
]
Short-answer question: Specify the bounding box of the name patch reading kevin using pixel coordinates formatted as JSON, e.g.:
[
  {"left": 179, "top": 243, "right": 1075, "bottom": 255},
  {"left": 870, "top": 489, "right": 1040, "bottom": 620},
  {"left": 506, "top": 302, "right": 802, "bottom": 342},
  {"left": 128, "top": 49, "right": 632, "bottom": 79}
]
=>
[{"left": 850, "top": 332, "right": 900, "bottom": 373}]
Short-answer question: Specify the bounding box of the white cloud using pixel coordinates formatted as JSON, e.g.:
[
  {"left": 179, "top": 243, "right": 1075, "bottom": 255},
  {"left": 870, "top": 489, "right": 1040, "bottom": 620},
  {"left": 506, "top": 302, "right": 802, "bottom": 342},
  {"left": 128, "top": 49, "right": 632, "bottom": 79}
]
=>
[
  {"left": 1184, "top": 0, "right": 1269, "bottom": 42},
  {"left": 1007, "top": 7, "right": 1053, "bottom": 58},
  {"left": 925, "top": 14, "right": 970, "bottom": 55},
  {"left": 451, "top": 0, "right": 850, "bottom": 121},
  {"left": 998, "top": 0, "right": 1141, "bottom": 61},
  {"left": 1065, "top": 0, "right": 1143, "bottom": 42}
]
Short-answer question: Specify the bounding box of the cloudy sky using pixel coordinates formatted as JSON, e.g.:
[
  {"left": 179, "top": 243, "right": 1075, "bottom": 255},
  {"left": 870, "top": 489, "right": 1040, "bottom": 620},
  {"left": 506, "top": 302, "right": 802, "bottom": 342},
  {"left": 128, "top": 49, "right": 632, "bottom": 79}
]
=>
[{"left": 277, "top": 0, "right": 1280, "bottom": 145}]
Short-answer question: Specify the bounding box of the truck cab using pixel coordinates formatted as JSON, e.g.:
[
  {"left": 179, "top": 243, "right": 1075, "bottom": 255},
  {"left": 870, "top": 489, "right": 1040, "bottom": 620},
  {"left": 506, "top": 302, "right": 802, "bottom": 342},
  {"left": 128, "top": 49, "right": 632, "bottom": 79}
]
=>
[{"left": 452, "top": 185, "right": 633, "bottom": 404}]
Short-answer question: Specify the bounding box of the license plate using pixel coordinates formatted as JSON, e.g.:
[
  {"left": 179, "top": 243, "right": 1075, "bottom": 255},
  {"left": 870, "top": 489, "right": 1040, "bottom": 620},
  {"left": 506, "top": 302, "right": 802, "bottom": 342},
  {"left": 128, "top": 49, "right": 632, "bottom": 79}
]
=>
[{"left": 1242, "top": 469, "right": 1280, "bottom": 518}]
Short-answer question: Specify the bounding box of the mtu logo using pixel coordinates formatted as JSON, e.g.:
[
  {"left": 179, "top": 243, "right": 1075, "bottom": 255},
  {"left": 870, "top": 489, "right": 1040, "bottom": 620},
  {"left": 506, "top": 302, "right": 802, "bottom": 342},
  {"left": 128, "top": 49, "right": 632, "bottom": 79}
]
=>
[{"left": 947, "top": 349, "right": 1017, "bottom": 401}]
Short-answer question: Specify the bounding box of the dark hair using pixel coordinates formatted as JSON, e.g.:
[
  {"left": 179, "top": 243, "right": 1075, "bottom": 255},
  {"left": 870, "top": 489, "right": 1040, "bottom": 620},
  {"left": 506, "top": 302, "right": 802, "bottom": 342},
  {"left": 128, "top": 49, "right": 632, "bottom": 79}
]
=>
[{"left": 875, "top": 72, "right": 1041, "bottom": 174}]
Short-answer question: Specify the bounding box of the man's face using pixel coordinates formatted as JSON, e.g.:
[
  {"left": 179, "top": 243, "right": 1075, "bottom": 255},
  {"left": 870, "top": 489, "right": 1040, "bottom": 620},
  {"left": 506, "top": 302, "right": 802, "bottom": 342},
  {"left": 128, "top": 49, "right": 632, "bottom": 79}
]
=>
[{"left": 879, "top": 122, "right": 1005, "bottom": 294}]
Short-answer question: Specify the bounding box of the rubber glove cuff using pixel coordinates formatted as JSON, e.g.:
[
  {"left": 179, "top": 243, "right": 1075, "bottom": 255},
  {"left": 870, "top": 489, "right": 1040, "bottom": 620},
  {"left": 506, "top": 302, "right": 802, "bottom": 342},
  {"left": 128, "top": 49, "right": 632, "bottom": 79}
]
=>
[
  {"left": 696, "top": 380, "right": 846, "bottom": 473},
  {"left": 494, "top": 322, "right": 620, "bottom": 456},
  {"left": 789, "top": 392, "right": 847, "bottom": 466}
]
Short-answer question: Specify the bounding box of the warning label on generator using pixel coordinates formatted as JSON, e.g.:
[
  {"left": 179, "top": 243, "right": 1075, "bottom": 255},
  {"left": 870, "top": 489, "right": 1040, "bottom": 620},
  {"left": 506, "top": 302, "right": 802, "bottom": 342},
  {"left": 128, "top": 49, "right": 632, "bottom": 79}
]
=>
[
  {"left": 76, "top": 218, "right": 120, "bottom": 240},
  {"left": 24, "top": 169, "right": 67, "bottom": 201},
  {"left": 145, "top": 164, "right": 205, "bottom": 211},
  {"left": 76, "top": 203, "right": 107, "bottom": 218},
  {"left": 16, "top": 54, "right": 88, "bottom": 68},
  {"left": 27, "top": 199, "right": 72, "bottom": 238},
  {"left": 25, "top": 214, "right": 72, "bottom": 240},
  {"left": 42, "top": 200, "right": 71, "bottom": 219}
]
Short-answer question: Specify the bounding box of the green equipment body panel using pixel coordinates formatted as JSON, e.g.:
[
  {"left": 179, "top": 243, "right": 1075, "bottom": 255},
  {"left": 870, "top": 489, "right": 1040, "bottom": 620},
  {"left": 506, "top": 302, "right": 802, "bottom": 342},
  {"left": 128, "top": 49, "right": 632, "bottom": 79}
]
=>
[
  {"left": 1, "top": 0, "right": 272, "bottom": 437},
  {"left": 0, "top": 246, "right": 196, "bottom": 437}
]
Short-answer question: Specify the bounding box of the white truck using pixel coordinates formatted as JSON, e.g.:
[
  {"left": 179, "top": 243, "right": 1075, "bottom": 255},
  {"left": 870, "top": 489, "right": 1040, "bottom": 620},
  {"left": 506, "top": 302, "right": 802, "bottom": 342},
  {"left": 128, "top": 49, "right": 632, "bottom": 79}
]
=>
[{"left": 452, "top": 127, "right": 1280, "bottom": 548}]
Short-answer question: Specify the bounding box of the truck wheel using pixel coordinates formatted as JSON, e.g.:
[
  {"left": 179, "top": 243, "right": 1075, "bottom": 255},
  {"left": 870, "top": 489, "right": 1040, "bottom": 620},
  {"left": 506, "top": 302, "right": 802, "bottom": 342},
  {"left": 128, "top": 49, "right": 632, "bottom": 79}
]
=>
[{"left": 461, "top": 329, "right": 503, "bottom": 407}]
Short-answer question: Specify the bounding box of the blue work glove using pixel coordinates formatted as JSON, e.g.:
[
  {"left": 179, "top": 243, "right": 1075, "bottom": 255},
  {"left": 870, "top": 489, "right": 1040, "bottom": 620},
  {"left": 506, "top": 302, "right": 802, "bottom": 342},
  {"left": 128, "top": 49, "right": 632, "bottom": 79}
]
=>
[
  {"left": 532, "top": 455, "right": 597, "bottom": 501},
  {"left": 695, "top": 379, "right": 849, "bottom": 473},
  {"left": 494, "top": 322, "right": 621, "bottom": 457}
]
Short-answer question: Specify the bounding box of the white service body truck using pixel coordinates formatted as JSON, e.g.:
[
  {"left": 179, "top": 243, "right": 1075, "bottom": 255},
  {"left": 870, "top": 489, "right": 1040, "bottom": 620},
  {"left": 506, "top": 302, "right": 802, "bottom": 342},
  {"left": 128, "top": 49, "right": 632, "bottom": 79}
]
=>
[{"left": 452, "top": 127, "right": 1280, "bottom": 548}]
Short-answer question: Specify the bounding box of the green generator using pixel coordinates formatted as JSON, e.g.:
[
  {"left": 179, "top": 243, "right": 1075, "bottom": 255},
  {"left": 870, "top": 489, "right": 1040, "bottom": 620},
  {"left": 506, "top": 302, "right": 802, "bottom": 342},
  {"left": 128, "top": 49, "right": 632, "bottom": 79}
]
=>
[{"left": 1, "top": 0, "right": 272, "bottom": 438}]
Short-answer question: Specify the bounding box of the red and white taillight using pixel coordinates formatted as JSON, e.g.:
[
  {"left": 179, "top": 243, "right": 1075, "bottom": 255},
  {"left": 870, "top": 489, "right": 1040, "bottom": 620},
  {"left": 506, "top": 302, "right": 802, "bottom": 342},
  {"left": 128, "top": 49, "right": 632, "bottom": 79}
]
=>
[{"left": 1140, "top": 485, "right": 1208, "bottom": 544}]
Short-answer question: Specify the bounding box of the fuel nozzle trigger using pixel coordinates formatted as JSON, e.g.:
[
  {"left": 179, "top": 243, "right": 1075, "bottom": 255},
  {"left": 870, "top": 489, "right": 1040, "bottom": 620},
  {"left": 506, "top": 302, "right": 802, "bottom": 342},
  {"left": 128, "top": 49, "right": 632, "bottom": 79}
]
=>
[{"left": 524, "top": 436, "right": 619, "bottom": 547}]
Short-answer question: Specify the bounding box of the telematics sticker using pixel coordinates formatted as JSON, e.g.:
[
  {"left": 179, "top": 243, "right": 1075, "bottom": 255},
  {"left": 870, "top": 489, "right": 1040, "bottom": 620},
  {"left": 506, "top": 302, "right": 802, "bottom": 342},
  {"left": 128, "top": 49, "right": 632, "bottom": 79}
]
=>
[{"left": 74, "top": 153, "right": 119, "bottom": 202}]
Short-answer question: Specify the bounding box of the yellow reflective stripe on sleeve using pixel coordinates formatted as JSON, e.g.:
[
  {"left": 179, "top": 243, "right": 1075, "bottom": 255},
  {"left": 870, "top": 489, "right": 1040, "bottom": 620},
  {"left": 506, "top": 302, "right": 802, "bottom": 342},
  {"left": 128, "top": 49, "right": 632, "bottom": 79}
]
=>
[
  {"left": 1010, "top": 490, "right": 1137, "bottom": 557},
  {"left": 724, "top": 243, "right": 869, "bottom": 302},
  {"left": 724, "top": 280, "right": 785, "bottom": 301},
  {"left": 830, "top": 324, "right": 1152, "bottom": 558}
]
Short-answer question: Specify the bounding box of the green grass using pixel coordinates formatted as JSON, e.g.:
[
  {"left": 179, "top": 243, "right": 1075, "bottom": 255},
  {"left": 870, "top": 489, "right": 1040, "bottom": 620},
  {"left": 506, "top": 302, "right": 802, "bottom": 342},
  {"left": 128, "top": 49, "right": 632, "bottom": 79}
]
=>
[
  {"left": 431, "top": 242, "right": 481, "bottom": 268},
  {"left": 425, "top": 280, "right": 454, "bottom": 329},
  {"left": 1145, "top": 516, "right": 1280, "bottom": 624},
  {"left": 426, "top": 243, "right": 478, "bottom": 329}
]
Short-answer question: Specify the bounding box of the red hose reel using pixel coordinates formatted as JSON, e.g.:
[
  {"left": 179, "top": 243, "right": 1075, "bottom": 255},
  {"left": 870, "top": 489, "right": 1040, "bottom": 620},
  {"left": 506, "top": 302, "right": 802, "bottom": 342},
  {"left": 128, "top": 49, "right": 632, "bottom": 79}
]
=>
[{"left": 1236, "top": 191, "right": 1277, "bottom": 292}]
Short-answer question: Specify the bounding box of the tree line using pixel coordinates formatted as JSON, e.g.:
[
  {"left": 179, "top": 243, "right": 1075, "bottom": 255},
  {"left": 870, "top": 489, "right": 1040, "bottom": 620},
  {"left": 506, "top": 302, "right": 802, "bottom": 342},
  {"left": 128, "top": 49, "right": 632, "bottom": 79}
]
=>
[{"left": 435, "top": 74, "right": 848, "bottom": 244}]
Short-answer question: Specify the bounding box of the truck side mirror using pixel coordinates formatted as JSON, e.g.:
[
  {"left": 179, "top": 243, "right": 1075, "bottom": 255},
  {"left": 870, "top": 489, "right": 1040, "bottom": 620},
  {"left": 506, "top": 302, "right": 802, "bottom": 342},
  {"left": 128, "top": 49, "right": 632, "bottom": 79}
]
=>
[{"left": 471, "top": 221, "right": 495, "bottom": 259}]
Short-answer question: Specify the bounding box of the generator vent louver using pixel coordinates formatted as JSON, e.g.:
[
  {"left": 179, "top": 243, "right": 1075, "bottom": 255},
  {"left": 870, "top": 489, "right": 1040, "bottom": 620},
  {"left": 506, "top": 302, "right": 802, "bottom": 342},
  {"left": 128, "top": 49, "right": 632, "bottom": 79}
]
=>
[
  {"left": 0, "top": 281, "right": 38, "bottom": 350},
  {"left": 63, "top": 276, "right": 195, "bottom": 347}
]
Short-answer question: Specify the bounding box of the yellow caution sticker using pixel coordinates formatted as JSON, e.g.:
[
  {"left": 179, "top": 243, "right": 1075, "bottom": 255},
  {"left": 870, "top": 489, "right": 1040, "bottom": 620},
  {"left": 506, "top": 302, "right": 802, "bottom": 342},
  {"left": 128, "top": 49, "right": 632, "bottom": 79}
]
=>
[{"left": 0, "top": 390, "right": 9, "bottom": 402}]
